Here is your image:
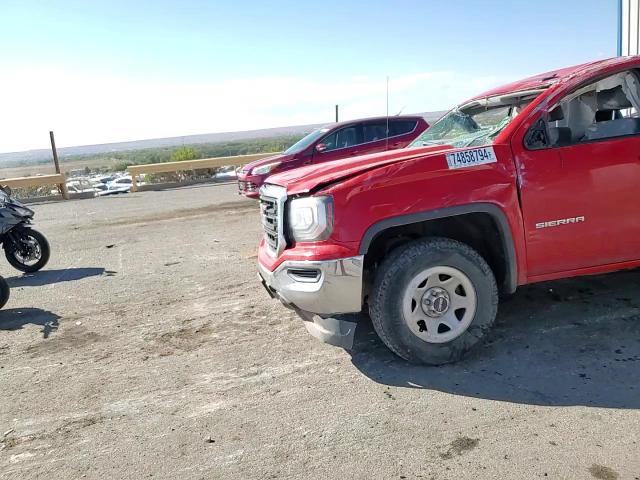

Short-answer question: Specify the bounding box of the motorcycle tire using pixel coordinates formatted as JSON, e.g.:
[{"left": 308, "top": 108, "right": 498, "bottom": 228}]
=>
[
  {"left": 5, "top": 228, "right": 51, "bottom": 273},
  {"left": 0, "top": 276, "right": 10, "bottom": 309}
]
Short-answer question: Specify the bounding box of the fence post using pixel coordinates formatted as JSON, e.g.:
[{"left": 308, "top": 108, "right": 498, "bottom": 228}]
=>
[{"left": 49, "top": 131, "right": 68, "bottom": 199}]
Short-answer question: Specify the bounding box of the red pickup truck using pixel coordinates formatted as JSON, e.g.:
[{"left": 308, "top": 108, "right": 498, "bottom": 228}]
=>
[{"left": 258, "top": 56, "right": 640, "bottom": 365}]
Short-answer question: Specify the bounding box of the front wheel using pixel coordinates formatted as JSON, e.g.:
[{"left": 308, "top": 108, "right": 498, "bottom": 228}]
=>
[
  {"left": 369, "top": 237, "right": 498, "bottom": 365},
  {"left": 5, "top": 228, "right": 51, "bottom": 273}
]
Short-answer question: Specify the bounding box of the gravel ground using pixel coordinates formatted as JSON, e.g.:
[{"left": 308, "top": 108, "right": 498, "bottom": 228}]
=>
[{"left": 0, "top": 183, "right": 639, "bottom": 480}]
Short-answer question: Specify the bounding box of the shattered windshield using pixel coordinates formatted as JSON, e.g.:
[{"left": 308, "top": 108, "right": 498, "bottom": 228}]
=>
[{"left": 410, "top": 91, "right": 543, "bottom": 148}]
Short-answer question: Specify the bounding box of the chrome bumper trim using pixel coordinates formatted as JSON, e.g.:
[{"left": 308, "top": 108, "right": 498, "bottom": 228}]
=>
[{"left": 258, "top": 256, "right": 364, "bottom": 315}]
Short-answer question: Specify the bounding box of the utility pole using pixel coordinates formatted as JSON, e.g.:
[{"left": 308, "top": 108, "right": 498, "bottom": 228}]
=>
[
  {"left": 386, "top": 76, "right": 390, "bottom": 151},
  {"left": 619, "top": 0, "right": 640, "bottom": 56},
  {"left": 49, "top": 131, "right": 68, "bottom": 199},
  {"left": 618, "top": 0, "right": 624, "bottom": 56},
  {"left": 335, "top": 105, "right": 339, "bottom": 123}
]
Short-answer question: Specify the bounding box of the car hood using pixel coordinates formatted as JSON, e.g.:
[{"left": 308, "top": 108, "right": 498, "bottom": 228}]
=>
[
  {"left": 242, "top": 152, "right": 293, "bottom": 173},
  {"left": 266, "top": 145, "right": 454, "bottom": 195}
]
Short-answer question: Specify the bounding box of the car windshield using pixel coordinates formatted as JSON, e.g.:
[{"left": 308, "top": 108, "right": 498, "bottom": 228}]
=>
[
  {"left": 410, "top": 90, "right": 545, "bottom": 148},
  {"left": 284, "top": 127, "right": 330, "bottom": 154}
]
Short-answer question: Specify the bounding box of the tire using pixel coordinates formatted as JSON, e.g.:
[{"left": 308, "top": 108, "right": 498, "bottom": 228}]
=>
[
  {"left": 369, "top": 237, "right": 498, "bottom": 365},
  {"left": 0, "top": 276, "right": 10, "bottom": 309},
  {"left": 5, "top": 228, "right": 51, "bottom": 273}
]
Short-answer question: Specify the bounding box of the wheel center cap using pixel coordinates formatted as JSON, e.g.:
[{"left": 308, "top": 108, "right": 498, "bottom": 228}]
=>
[{"left": 421, "top": 287, "right": 450, "bottom": 317}]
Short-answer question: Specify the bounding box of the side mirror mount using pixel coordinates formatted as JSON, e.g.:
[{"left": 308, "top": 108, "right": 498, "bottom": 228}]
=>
[
  {"left": 315, "top": 143, "right": 327, "bottom": 153},
  {"left": 524, "top": 117, "right": 550, "bottom": 150}
]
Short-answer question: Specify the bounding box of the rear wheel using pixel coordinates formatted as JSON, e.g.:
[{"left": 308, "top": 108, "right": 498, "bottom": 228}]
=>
[
  {"left": 369, "top": 237, "right": 498, "bottom": 365},
  {"left": 0, "top": 276, "right": 10, "bottom": 309},
  {"left": 5, "top": 228, "right": 51, "bottom": 273}
]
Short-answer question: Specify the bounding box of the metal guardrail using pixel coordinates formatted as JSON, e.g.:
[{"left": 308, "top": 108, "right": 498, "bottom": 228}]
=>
[
  {"left": 1, "top": 173, "right": 68, "bottom": 199},
  {"left": 127, "top": 153, "right": 279, "bottom": 192}
]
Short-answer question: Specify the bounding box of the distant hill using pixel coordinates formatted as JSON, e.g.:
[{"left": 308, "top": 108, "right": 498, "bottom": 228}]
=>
[{"left": 0, "top": 111, "right": 446, "bottom": 165}]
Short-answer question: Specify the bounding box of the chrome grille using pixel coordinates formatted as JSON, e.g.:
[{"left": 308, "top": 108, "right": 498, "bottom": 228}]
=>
[
  {"left": 238, "top": 180, "right": 258, "bottom": 193},
  {"left": 259, "top": 184, "right": 287, "bottom": 256},
  {"left": 261, "top": 195, "right": 279, "bottom": 252}
]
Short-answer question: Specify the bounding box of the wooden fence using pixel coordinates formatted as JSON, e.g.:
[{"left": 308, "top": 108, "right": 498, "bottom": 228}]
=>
[
  {"left": 1, "top": 173, "right": 68, "bottom": 199},
  {"left": 0, "top": 152, "right": 278, "bottom": 200}
]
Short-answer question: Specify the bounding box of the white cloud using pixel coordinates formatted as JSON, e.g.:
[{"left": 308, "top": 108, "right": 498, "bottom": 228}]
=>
[{"left": 0, "top": 66, "right": 513, "bottom": 152}]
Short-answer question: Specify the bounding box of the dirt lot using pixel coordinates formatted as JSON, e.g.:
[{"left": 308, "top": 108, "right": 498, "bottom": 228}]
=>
[{"left": 0, "top": 183, "right": 639, "bottom": 479}]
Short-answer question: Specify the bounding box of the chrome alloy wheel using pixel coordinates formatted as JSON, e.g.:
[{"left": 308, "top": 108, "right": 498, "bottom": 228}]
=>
[
  {"left": 14, "top": 236, "right": 42, "bottom": 266},
  {"left": 401, "top": 265, "right": 477, "bottom": 344}
]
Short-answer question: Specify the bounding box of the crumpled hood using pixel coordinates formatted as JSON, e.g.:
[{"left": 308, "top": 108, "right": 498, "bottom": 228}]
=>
[
  {"left": 266, "top": 145, "right": 454, "bottom": 195},
  {"left": 242, "top": 152, "right": 293, "bottom": 173}
]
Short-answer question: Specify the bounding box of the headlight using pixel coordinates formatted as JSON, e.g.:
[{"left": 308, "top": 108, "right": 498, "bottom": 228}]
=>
[
  {"left": 288, "top": 196, "right": 333, "bottom": 242},
  {"left": 252, "top": 161, "right": 281, "bottom": 175}
]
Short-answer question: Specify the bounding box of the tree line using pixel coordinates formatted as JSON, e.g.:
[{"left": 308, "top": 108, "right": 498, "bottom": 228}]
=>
[{"left": 71, "top": 135, "right": 304, "bottom": 172}]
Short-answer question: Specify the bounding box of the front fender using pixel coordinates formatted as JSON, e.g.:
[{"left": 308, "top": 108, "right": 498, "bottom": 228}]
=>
[
  {"left": 0, "top": 220, "right": 32, "bottom": 241},
  {"left": 358, "top": 203, "right": 518, "bottom": 294},
  {"left": 320, "top": 145, "right": 527, "bottom": 290}
]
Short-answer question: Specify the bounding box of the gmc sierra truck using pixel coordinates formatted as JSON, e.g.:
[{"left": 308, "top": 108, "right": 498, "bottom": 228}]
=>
[{"left": 258, "top": 56, "right": 640, "bottom": 364}]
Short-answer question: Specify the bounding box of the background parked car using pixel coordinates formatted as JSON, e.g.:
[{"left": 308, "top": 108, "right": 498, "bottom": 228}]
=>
[
  {"left": 237, "top": 115, "right": 429, "bottom": 198},
  {"left": 214, "top": 165, "right": 238, "bottom": 181},
  {"left": 52, "top": 178, "right": 100, "bottom": 196},
  {"left": 93, "top": 183, "right": 110, "bottom": 196},
  {"left": 103, "top": 175, "right": 144, "bottom": 195}
]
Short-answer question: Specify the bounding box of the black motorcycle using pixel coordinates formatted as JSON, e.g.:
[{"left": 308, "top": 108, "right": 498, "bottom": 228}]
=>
[{"left": 0, "top": 186, "right": 50, "bottom": 273}]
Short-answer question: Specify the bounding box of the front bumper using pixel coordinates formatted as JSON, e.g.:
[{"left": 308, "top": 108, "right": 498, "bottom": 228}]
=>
[
  {"left": 237, "top": 172, "right": 266, "bottom": 198},
  {"left": 258, "top": 256, "right": 364, "bottom": 348}
]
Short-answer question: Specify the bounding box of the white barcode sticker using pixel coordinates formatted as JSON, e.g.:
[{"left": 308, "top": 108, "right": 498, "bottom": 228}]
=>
[{"left": 446, "top": 146, "right": 497, "bottom": 170}]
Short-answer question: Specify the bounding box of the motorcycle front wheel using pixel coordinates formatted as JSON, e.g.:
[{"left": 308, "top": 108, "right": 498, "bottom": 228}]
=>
[{"left": 5, "top": 228, "right": 51, "bottom": 273}]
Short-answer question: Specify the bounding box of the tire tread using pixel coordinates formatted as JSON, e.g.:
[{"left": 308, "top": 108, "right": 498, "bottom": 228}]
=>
[
  {"left": 369, "top": 237, "right": 498, "bottom": 364},
  {"left": 5, "top": 228, "right": 51, "bottom": 273}
]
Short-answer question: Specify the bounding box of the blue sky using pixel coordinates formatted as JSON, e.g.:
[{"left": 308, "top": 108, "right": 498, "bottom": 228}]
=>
[{"left": 0, "top": 0, "right": 617, "bottom": 152}]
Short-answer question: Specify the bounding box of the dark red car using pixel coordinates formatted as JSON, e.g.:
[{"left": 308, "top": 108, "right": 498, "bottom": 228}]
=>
[{"left": 237, "top": 115, "right": 428, "bottom": 197}]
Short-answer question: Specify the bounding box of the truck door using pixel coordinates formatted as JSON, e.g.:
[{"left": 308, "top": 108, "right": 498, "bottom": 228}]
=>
[{"left": 515, "top": 70, "right": 640, "bottom": 277}]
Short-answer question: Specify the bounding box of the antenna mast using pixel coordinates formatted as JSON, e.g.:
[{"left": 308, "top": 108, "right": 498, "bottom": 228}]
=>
[{"left": 386, "top": 76, "right": 390, "bottom": 151}]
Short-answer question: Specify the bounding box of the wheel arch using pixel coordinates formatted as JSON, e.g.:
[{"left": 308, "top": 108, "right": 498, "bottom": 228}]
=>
[{"left": 359, "top": 203, "right": 518, "bottom": 294}]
